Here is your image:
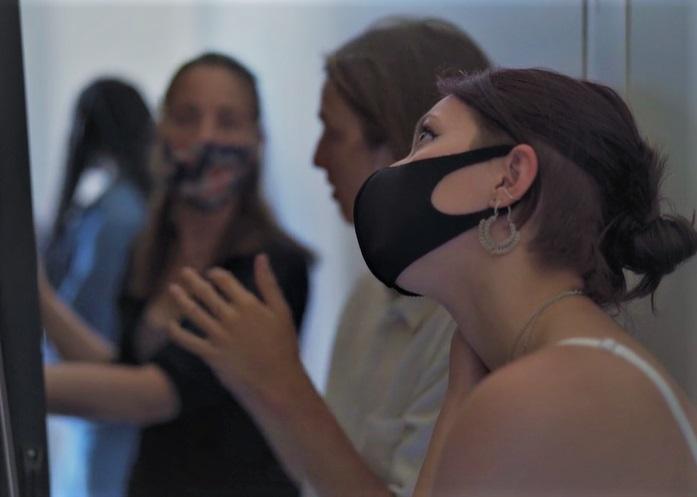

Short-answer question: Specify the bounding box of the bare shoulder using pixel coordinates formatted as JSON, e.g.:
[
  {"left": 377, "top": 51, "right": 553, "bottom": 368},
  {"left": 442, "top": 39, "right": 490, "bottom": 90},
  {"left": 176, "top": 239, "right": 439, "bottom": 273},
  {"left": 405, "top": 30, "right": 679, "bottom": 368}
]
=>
[
  {"left": 457, "top": 343, "right": 694, "bottom": 431},
  {"left": 432, "top": 346, "right": 697, "bottom": 497},
  {"left": 444, "top": 347, "right": 619, "bottom": 447}
]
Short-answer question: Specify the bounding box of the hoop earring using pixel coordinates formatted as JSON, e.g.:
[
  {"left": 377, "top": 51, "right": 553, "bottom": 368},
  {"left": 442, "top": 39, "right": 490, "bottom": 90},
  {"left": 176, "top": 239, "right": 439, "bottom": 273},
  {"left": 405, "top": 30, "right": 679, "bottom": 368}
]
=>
[{"left": 478, "top": 200, "right": 520, "bottom": 255}]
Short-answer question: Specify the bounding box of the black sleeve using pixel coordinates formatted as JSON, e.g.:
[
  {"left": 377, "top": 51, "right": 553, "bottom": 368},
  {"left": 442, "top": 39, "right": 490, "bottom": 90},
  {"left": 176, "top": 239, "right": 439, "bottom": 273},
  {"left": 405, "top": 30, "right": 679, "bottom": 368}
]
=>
[{"left": 151, "top": 245, "right": 310, "bottom": 415}]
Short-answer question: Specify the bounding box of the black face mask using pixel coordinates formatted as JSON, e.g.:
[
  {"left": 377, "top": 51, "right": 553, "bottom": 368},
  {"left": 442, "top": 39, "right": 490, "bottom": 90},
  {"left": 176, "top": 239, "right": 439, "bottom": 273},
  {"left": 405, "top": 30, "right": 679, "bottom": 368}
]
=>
[{"left": 353, "top": 144, "right": 514, "bottom": 296}]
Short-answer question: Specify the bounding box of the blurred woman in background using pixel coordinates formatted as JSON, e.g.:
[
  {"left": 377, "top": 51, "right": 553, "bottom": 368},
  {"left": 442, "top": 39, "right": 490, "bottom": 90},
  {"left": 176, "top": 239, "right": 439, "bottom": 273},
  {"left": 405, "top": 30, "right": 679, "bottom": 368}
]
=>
[
  {"left": 40, "top": 52, "right": 311, "bottom": 497},
  {"left": 43, "top": 77, "right": 153, "bottom": 497}
]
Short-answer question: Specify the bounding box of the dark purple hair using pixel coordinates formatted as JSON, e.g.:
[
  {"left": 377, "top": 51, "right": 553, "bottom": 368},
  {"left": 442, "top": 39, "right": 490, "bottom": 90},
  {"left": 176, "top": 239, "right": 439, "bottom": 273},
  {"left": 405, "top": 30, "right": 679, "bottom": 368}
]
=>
[{"left": 440, "top": 68, "right": 697, "bottom": 305}]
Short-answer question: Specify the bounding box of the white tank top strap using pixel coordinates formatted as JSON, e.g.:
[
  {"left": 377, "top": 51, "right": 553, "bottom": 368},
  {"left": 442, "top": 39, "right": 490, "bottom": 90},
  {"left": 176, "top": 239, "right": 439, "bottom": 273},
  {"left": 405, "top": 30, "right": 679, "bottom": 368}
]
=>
[{"left": 557, "top": 337, "right": 697, "bottom": 467}]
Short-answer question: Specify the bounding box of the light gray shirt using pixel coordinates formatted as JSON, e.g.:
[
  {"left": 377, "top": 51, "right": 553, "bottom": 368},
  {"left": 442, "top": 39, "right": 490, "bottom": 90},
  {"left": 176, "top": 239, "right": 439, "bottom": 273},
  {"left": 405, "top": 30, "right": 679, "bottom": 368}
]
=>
[{"left": 306, "top": 273, "right": 456, "bottom": 497}]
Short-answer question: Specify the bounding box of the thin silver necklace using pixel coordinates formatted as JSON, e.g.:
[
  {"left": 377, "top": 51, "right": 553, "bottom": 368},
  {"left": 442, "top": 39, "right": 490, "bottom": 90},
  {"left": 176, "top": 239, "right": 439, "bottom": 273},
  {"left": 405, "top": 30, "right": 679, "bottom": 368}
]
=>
[{"left": 509, "top": 289, "right": 584, "bottom": 361}]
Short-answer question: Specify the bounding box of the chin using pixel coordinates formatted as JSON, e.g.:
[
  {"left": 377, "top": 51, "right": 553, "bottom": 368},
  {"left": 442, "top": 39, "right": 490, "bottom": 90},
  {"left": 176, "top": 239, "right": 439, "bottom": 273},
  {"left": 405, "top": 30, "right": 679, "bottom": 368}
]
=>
[
  {"left": 338, "top": 202, "right": 354, "bottom": 223},
  {"left": 395, "top": 270, "right": 428, "bottom": 297},
  {"left": 395, "top": 254, "right": 451, "bottom": 299}
]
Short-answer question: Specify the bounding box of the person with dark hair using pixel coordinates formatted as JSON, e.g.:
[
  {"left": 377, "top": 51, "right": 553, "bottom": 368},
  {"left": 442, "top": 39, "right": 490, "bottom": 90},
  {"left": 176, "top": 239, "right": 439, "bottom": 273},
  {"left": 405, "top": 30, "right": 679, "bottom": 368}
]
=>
[
  {"left": 40, "top": 52, "right": 311, "bottom": 497},
  {"left": 173, "top": 66, "right": 697, "bottom": 496},
  {"left": 354, "top": 68, "right": 696, "bottom": 496},
  {"left": 42, "top": 77, "right": 153, "bottom": 497},
  {"left": 166, "top": 18, "right": 491, "bottom": 497}
]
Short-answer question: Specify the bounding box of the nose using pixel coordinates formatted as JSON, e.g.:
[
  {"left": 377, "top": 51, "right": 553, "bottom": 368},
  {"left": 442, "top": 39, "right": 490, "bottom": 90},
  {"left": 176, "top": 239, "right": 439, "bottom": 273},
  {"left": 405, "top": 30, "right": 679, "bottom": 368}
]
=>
[
  {"left": 312, "top": 137, "right": 328, "bottom": 171},
  {"left": 194, "top": 116, "right": 217, "bottom": 145}
]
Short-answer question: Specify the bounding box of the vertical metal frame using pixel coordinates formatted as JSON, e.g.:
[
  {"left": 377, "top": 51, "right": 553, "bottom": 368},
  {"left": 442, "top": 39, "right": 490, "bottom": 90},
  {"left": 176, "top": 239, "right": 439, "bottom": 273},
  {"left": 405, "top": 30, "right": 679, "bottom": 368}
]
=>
[
  {"left": 0, "top": 0, "right": 50, "bottom": 495},
  {"left": 584, "top": 0, "right": 630, "bottom": 94}
]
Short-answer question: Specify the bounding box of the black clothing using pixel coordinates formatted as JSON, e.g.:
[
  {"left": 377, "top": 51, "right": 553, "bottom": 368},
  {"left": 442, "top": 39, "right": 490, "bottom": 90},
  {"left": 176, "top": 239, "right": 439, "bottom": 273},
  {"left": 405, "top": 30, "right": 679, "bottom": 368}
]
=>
[{"left": 119, "top": 240, "right": 309, "bottom": 497}]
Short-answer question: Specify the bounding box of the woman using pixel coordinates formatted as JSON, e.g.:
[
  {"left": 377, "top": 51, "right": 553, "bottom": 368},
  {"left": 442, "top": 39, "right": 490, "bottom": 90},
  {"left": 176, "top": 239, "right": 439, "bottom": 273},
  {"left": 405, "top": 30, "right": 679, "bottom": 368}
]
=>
[
  {"left": 45, "top": 78, "right": 152, "bottom": 352},
  {"left": 169, "top": 68, "right": 697, "bottom": 496},
  {"left": 43, "top": 77, "right": 153, "bottom": 497},
  {"left": 41, "top": 52, "right": 311, "bottom": 497}
]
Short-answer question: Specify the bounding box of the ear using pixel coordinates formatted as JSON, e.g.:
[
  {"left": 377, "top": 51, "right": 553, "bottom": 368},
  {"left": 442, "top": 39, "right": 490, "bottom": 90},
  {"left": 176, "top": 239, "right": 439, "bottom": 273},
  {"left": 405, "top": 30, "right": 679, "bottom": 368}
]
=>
[
  {"left": 492, "top": 144, "right": 538, "bottom": 206},
  {"left": 247, "top": 128, "right": 264, "bottom": 164},
  {"left": 254, "top": 125, "right": 265, "bottom": 146}
]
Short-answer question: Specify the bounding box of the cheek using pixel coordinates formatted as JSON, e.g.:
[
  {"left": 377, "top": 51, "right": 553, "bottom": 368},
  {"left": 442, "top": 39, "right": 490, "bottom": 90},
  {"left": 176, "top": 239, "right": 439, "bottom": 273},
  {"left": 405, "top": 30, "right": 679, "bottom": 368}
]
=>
[
  {"left": 395, "top": 230, "right": 478, "bottom": 295},
  {"left": 219, "top": 126, "right": 259, "bottom": 147},
  {"left": 431, "top": 164, "right": 493, "bottom": 215},
  {"left": 341, "top": 146, "right": 389, "bottom": 198},
  {"left": 350, "top": 164, "right": 375, "bottom": 194},
  {"left": 161, "top": 123, "right": 198, "bottom": 151},
  {"left": 321, "top": 144, "right": 355, "bottom": 179},
  {"left": 331, "top": 161, "right": 358, "bottom": 194}
]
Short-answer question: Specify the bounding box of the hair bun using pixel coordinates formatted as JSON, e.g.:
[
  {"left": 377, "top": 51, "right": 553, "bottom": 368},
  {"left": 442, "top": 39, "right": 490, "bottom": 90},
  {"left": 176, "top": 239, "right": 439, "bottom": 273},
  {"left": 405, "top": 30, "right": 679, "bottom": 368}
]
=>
[{"left": 618, "top": 213, "right": 697, "bottom": 300}]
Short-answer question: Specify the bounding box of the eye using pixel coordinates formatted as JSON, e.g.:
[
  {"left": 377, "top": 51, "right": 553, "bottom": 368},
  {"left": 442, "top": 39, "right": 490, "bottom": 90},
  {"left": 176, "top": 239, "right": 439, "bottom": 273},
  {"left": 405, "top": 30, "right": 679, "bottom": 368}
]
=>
[
  {"left": 218, "top": 111, "right": 241, "bottom": 130},
  {"left": 414, "top": 124, "right": 436, "bottom": 147},
  {"left": 321, "top": 122, "right": 341, "bottom": 141},
  {"left": 170, "top": 106, "right": 199, "bottom": 127},
  {"left": 417, "top": 128, "right": 434, "bottom": 143}
]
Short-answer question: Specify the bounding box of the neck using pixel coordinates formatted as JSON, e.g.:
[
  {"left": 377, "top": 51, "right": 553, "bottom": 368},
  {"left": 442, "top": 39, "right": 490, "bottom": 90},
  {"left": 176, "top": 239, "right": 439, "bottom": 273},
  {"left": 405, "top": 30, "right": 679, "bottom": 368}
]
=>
[
  {"left": 173, "top": 199, "right": 238, "bottom": 268},
  {"left": 427, "top": 245, "right": 585, "bottom": 371}
]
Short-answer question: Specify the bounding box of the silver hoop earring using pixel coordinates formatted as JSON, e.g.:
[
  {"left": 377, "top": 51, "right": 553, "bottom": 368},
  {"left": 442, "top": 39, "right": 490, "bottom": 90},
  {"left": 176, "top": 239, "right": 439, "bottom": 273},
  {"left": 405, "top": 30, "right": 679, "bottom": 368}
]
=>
[{"left": 478, "top": 200, "right": 520, "bottom": 255}]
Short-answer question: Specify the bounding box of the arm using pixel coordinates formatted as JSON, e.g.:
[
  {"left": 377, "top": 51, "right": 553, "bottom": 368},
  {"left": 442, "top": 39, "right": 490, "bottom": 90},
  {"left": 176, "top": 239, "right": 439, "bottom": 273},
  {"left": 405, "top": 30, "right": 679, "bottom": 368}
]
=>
[
  {"left": 39, "top": 263, "right": 116, "bottom": 362},
  {"left": 237, "top": 362, "right": 392, "bottom": 497},
  {"left": 45, "top": 362, "right": 180, "bottom": 425},
  {"left": 167, "top": 255, "right": 393, "bottom": 497},
  {"left": 38, "top": 268, "right": 115, "bottom": 362},
  {"left": 412, "top": 331, "right": 488, "bottom": 497}
]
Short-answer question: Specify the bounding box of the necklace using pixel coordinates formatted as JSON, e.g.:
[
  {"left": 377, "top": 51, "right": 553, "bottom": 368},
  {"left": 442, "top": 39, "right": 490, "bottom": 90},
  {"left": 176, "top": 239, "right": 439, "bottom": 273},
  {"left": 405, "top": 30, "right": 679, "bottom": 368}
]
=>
[{"left": 509, "top": 289, "right": 584, "bottom": 361}]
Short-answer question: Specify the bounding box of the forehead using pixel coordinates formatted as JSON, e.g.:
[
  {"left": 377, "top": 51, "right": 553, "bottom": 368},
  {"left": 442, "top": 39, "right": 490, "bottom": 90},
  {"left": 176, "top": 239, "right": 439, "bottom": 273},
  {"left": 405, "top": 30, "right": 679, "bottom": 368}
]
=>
[
  {"left": 168, "top": 65, "right": 254, "bottom": 112},
  {"left": 429, "top": 95, "right": 477, "bottom": 126},
  {"left": 319, "top": 80, "right": 354, "bottom": 118}
]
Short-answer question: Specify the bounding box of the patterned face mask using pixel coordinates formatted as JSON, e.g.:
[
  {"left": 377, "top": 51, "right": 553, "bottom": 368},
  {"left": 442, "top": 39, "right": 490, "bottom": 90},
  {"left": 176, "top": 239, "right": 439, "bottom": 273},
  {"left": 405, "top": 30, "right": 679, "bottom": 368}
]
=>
[{"left": 162, "top": 141, "right": 256, "bottom": 211}]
